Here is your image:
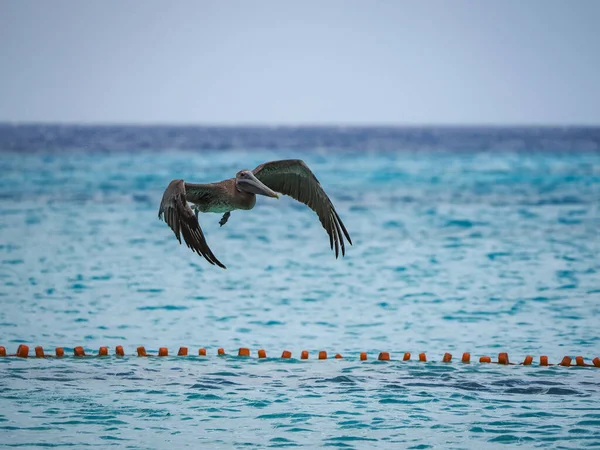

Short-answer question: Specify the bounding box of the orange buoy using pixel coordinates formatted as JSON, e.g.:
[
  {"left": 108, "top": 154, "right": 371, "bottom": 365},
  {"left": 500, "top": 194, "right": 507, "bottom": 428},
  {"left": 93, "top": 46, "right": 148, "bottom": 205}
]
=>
[
  {"left": 281, "top": 350, "right": 292, "bottom": 359},
  {"left": 523, "top": 355, "right": 533, "bottom": 365},
  {"left": 575, "top": 356, "right": 585, "bottom": 366},
  {"left": 98, "top": 346, "right": 108, "bottom": 356},
  {"left": 35, "top": 346, "right": 45, "bottom": 358},
  {"left": 318, "top": 351, "right": 327, "bottom": 360},
  {"left": 0, "top": 346, "right": 6, "bottom": 357},
  {"left": 403, "top": 352, "right": 411, "bottom": 361},
  {"left": 238, "top": 348, "right": 250, "bottom": 357},
  {"left": 137, "top": 346, "right": 147, "bottom": 357},
  {"left": 480, "top": 356, "right": 491, "bottom": 363},
  {"left": 540, "top": 355, "right": 549, "bottom": 366},
  {"left": 16, "top": 344, "right": 29, "bottom": 358},
  {"left": 74, "top": 346, "right": 85, "bottom": 357},
  {"left": 360, "top": 352, "right": 367, "bottom": 361},
  {"left": 442, "top": 353, "right": 452, "bottom": 363},
  {"left": 198, "top": 348, "right": 207, "bottom": 356},
  {"left": 334, "top": 353, "right": 343, "bottom": 359},
  {"left": 593, "top": 357, "right": 600, "bottom": 367},
  {"left": 158, "top": 347, "right": 168, "bottom": 357},
  {"left": 462, "top": 352, "right": 471, "bottom": 363},
  {"left": 178, "top": 347, "right": 188, "bottom": 356},
  {"left": 498, "top": 352, "right": 509, "bottom": 365},
  {"left": 115, "top": 346, "right": 124, "bottom": 356},
  {"left": 419, "top": 353, "right": 427, "bottom": 362},
  {"left": 258, "top": 349, "right": 267, "bottom": 358},
  {"left": 56, "top": 347, "right": 64, "bottom": 357},
  {"left": 378, "top": 352, "right": 390, "bottom": 361},
  {"left": 218, "top": 348, "right": 225, "bottom": 356},
  {"left": 559, "top": 356, "right": 572, "bottom": 367},
  {"left": 301, "top": 350, "right": 309, "bottom": 360}
]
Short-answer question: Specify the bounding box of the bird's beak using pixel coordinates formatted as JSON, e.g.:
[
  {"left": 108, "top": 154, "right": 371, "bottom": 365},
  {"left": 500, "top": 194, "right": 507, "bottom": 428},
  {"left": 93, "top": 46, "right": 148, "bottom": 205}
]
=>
[{"left": 238, "top": 173, "right": 279, "bottom": 198}]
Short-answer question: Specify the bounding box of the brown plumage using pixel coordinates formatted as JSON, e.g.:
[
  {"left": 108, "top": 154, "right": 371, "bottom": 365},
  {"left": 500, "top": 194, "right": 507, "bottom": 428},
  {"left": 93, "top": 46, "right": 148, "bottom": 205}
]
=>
[{"left": 158, "top": 159, "right": 352, "bottom": 269}]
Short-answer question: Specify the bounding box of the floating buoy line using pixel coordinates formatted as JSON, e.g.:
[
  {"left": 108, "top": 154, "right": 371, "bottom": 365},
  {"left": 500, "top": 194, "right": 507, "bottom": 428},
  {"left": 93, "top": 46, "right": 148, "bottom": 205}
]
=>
[{"left": 1, "top": 345, "right": 599, "bottom": 367}]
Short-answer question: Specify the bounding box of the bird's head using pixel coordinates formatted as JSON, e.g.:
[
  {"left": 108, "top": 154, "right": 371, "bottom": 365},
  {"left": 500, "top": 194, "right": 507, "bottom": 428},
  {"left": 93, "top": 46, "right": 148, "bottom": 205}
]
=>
[{"left": 235, "top": 170, "right": 279, "bottom": 198}]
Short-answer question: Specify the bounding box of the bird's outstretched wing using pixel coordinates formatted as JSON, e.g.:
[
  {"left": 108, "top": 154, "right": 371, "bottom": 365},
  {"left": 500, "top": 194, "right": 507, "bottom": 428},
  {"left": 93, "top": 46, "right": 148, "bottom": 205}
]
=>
[
  {"left": 253, "top": 159, "right": 352, "bottom": 257},
  {"left": 158, "top": 179, "right": 226, "bottom": 269}
]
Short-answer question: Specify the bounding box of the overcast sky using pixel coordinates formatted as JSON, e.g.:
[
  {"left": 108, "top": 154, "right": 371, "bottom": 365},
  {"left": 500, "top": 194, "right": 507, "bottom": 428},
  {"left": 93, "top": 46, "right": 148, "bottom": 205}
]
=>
[{"left": 1, "top": 1, "right": 599, "bottom": 125}]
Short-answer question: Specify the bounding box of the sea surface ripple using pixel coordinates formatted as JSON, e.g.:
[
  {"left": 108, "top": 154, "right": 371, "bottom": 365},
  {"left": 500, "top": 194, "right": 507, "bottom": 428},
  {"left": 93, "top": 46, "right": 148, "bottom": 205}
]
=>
[{"left": 1, "top": 126, "right": 599, "bottom": 448}]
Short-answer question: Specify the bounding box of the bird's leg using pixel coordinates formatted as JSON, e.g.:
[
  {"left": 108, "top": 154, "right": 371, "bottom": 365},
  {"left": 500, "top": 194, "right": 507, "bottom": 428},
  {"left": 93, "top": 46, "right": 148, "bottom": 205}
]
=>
[
  {"left": 219, "top": 212, "right": 231, "bottom": 227},
  {"left": 192, "top": 205, "right": 200, "bottom": 220}
]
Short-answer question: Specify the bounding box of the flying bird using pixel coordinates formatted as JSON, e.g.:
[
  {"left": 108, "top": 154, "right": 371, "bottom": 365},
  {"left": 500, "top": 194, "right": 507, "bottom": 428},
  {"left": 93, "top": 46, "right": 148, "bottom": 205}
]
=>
[{"left": 158, "top": 159, "right": 352, "bottom": 269}]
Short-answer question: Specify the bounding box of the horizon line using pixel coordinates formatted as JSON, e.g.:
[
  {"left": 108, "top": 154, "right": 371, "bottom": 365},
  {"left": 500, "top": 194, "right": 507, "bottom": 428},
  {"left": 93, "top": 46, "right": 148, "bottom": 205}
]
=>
[{"left": 1, "top": 121, "right": 600, "bottom": 129}]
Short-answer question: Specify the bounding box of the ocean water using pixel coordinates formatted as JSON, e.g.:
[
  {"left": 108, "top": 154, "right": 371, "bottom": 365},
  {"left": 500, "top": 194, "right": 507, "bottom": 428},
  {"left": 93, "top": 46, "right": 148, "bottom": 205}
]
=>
[{"left": 1, "top": 126, "right": 599, "bottom": 449}]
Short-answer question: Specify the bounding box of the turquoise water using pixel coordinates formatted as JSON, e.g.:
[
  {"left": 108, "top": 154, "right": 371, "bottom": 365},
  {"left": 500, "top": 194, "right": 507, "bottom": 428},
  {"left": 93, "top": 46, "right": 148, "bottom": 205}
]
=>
[{"left": 1, "top": 127, "right": 600, "bottom": 448}]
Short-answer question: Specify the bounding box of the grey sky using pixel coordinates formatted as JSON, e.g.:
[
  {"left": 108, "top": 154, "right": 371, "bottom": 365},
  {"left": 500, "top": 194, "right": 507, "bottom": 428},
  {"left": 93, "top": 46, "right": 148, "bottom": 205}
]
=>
[{"left": 1, "top": 1, "right": 599, "bottom": 125}]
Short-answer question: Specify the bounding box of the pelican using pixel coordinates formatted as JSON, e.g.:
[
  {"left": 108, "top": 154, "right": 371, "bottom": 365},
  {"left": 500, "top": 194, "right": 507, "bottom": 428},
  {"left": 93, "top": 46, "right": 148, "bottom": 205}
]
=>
[{"left": 158, "top": 159, "right": 352, "bottom": 269}]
